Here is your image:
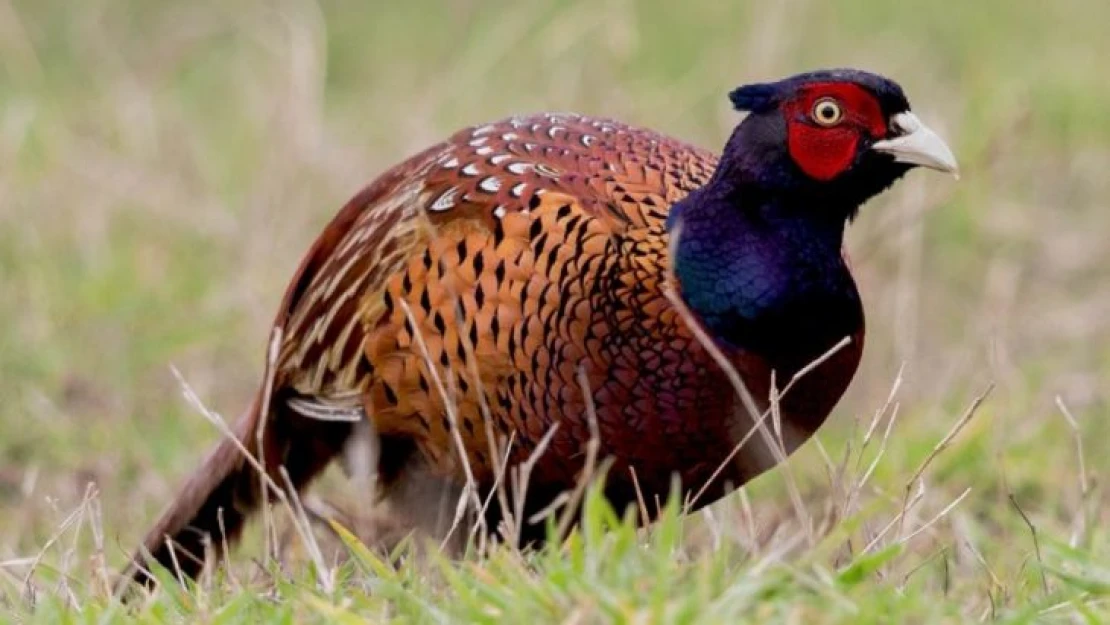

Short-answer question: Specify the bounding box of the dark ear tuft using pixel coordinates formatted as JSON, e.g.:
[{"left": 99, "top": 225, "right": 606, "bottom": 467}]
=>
[{"left": 729, "top": 83, "right": 779, "bottom": 113}]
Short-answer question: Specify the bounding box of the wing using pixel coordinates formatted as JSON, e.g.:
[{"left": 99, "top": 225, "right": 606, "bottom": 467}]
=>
[{"left": 270, "top": 113, "right": 718, "bottom": 460}]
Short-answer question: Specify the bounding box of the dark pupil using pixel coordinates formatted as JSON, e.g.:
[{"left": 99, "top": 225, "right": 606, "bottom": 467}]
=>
[{"left": 819, "top": 104, "right": 835, "bottom": 119}]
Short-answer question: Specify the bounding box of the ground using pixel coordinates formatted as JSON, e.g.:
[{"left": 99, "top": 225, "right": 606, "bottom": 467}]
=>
[{"left": 2, "top": 0, "right": 1109, "bottom": 622}]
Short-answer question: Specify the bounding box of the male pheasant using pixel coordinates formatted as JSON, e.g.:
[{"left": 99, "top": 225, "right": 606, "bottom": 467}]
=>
[{"left": 125, "top": 69, "right": 957, "bottom": 586}]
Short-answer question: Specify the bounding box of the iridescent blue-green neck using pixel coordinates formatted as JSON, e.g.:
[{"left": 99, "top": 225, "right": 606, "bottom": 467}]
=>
[{"left": 666, "top": 184, "right": 862, "bottom": 370}]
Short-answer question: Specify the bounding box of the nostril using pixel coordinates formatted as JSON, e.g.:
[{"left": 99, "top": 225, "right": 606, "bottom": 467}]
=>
[{"left": 888, "top": 112, "right": 922, "bottom": 137}]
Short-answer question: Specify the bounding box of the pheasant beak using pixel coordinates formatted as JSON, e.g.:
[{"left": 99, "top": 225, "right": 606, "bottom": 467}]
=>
[{"left": 871, "top": 112, "right": 959, "bottom": 178}]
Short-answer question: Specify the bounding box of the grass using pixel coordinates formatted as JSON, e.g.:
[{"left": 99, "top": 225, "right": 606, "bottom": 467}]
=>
[{"left": 2, "top": 0, "right": 1110, "bottom": 622}]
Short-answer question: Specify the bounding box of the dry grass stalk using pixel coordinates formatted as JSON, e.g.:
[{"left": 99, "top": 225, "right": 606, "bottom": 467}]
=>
[
  {"left": 896, "top": 384, "right": 994, "bottom": 541},
  {"left": 1054, "top": 396, "right": 1093, "bottom": 548}
]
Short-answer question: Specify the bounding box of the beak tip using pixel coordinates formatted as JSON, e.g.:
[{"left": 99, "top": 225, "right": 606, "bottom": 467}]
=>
[
  {"left": 936, "top": 153, "right": 960, "bottom": 179},
  {"left": 938, "top": 152, "right": 960, "bottom": 179}
]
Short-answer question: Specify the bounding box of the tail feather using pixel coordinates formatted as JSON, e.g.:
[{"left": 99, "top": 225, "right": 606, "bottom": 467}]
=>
[
  {"left": 121, "top": 394, "right": 266, "bottom": 588},
  {"left": 120, "top": 391, "right": 353, "bottom": 590}
]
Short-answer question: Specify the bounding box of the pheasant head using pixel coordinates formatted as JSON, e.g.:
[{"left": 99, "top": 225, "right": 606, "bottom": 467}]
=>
[
  {"left": 669, "top": 69, "right": 957, "bottom": 366},
  {"left": 717, "top": 68, "right": 956, "bottom": 209}
]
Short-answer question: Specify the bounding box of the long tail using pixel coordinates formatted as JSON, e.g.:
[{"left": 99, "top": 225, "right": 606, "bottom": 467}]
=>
[{"left": 120, "top": 391, "right": 352, "bottom": 590}]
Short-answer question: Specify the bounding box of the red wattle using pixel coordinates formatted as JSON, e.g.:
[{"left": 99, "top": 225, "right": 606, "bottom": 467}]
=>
[{"left": 787, "top": 124, "right": 859, "bottom": 181}]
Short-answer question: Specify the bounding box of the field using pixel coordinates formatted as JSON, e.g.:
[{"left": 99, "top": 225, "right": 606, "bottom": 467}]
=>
[{"left": 2, "top": 0, "right": 1110, "bottom": 622}]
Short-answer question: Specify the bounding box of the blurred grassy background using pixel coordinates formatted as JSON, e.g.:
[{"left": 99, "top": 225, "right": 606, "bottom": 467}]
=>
[{"left": 2, "top": 0, "right": 1109, "bottom": 620}]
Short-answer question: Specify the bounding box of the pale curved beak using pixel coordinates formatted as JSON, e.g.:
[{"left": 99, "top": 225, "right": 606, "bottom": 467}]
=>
[{"left": 871, "top": 112, "right": 959, "bottom": 178}]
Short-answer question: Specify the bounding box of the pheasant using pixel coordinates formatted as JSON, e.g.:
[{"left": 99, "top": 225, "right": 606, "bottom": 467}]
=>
[{"left": 124, "top": 69, "right": 957, "bottom": 586}]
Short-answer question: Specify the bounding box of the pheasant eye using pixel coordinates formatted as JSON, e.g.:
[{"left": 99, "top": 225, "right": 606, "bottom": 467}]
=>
[{"left": 811, "top": 98, "right": 843, "bottom": 127}]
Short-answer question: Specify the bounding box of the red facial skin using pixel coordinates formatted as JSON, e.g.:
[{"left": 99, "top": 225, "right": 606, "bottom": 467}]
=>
[{"left": 783, "top": 83, "right": 890, "bottom": 181}]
